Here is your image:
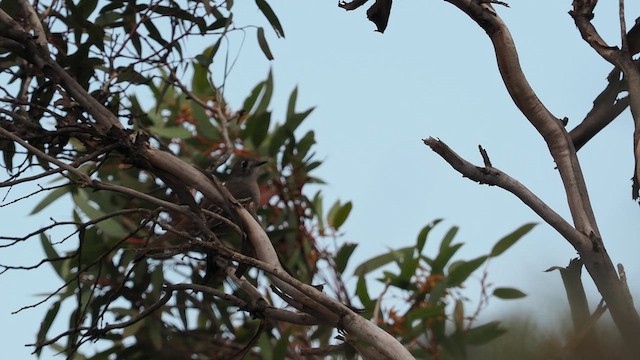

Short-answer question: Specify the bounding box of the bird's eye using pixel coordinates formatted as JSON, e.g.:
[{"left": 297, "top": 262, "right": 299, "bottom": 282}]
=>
[{"left": 241, "top": 160, "right": 248, "bottom": 168}]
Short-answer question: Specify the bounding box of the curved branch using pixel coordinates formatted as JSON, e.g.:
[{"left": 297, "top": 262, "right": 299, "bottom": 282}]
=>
[
  {"left": 423, "top": 138, "right": 586, "bottom": 247},
  {"left": 571, "top": 1, "right": 640, "bottom": 200},
  {"left": 435, "top": 0, "right": 640, "bottom": 350}
]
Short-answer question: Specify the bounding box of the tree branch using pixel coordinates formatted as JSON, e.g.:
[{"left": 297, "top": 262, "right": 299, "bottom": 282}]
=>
[
  {"left": 571, "top": 0, "right": 640, "bottom": 200},
  {"left": 440, "top": 0, "right": 640, "bottom": 350}
]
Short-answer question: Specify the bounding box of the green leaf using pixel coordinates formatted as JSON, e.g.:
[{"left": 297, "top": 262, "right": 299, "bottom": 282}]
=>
[
  {"left": 286, "top": 87, "right": 298, "bottom": 121},
  {"left": 72, "top": 189, "right": 128, "bottom": 239},
  {"left": 255, "top": 0, "right": 285, "bottom": 37},
  {"left": 191, "top": 62, "right": 214, "bottom": 98},
  {"left": 335, "top": 243, "right": 358, "bottom": 273},
  {"left": 267, "top": 125, "right": 288, "bottom": 156},
  {"left": 195, "top": 39, "right": 222, "bottom": 67},
  {"left": 122, "top": 316, "right": 145, "bottom": 339},
  {"left": 273, "top": 328, "right": 290, "bottom": 359},
  {"left": 353, "top": 248, "right": 409, "bottom": 276},
  {"left": 440, "top": 226, "right": 459, "bottom": 253},
  {"left": 242, "top": 81, "right": 265, "bottom": 113},
  {"left": 355, "top": 274, "right": 371, "bottom": 308},
  {"left": 465, "top": 321, "right": 507, "bottom": 345},
  {"left": 326, "top": 200, "right": 340, "bottom": 229},
  {"left": 406, "top": 304, "right": 444, "bottom": 323},
  {"left": 396, "top": 253, "right": 419, "bottom": 287},
  {"left": 255, "top": 71, "right": 273, "bottom": 115},
  {"left": 490, "top": 223, "right": 536, "bottom": 257},
  {"left": 447, "top": 255, "right": 488, "bottom": 287},
  {"left": 431, "top": 243, "right": 463, "bottom": 275},
  {"left": 95, "top": 10, "right": 121, "bottom": 26},
  {"left": 35, "top": 300, "right": 61, "bottom": 356},
  {"left": 256, "top": 27, "right": 274, "bottom": 60},
  {"left": 40, "top": 233, "right": 63, "bottom": 278},
  {"left": 190, "top": 100, "right": 220, "bottom": 141},
  {"left": 116, "top": 66, "right": 149, "bottom": 84},
  {"left": 332, "top": 201, "right": 352, "bottom": 230},
  {"left": 312, "top": 191, "right": 325, "bottom": 231},
  {"left": 246, "top": 111, "right": 271, "bottom": 147},
  {"left": 296, "top": 130, "right": 315, "bottom": 160},
  {"left": 493, "top": 287, "right": 527, "bottom": 299},
  {"left": 148, "top": 126, "right": 193, "bottom": 139},
  {"left": 416, "top": 219, "right": 442, "bottom": 253},
  {"left": 31, "top": 184, "right": 70, "bottom": 214},
  {"left": 143, "top": 18, "right": 168, "bottom": 47}
]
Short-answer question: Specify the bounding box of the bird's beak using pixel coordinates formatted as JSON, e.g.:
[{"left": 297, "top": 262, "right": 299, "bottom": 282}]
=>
[{"left": 256, "top": 160, "right": 268, "bottom": 167}]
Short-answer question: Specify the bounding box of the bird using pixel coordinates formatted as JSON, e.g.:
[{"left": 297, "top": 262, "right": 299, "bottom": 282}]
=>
[
  {"left": 210, "top": 158, "right": 266, "bottom": 280},
  {"left": 140, "top": 157, "right": 267, "bottom": 282},
  {"left": 224, "top": 158, "right": 266, "bottom": 211}
]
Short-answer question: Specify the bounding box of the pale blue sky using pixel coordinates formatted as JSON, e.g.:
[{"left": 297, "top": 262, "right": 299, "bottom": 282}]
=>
[{"left": 2, "top": 1, "right": 640, "bottom": 357}]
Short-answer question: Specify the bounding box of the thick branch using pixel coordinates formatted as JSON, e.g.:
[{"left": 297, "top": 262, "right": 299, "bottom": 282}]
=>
[
  {"left": 569, "top": 67, "right": 629, "bottom": 151},
  {"left": 447, "top": 0, "right": 599, "bottom": 236},
  {"left": 571, "top": 1, "right": 640, "bottom": 199},
  {"left": 424, "top": 137, "right": 640, "bottom": 354},
  {"left": 202, "top": 215, "right": 415, "bottom": 360},
  {"left": 423, "top": 138, "right": 586, "bottom": 247}
]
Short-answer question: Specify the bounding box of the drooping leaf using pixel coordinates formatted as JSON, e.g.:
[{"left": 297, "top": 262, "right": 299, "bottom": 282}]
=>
[
  {"left": 1, "top": 139, "right": 14, "bottom": 171},
  {"left": 335, "top": 242, "right": 358, "bottom": 273},
  {"left": 255, "top": 0, "right": 285, "bottom": 37},
  {"left": 431, "top": 243, "right": 463, "bottom": 275},
  {"left": 255, "top": 71, "right": 274, "bottom": 115},
  {"left": 256, "top": 27, "right": 274, "bottom": 60},
  {"left": 72, "top": 189, "right": 128, "bottom": 239},
  {"left": 332, "top": 201, "right": 352, "bottom": 230},
  {"left": 31, "top": 184, "right": 71, "bottom": 214},
  {"left": 148, "top": 126, "right": 193, "bottom": 139},
  {"left": 353, "top": 248, "right": 407, "bottom": 277},
  {"left": 355, "top": 274, "right": 372, "bottom": 308},
  {"left": 39, "top": 233, "right": 63, "bottom": 278},
  {"left": 243, "top": 111, "right": 271, "bottom": 147},
  {"left": 416, "top": 219, "right": 442, "bottom": 253},
  {"left": 493, "top": 287, "right": 527, "bottom": 299},
  {"left": 35, "top": 300, "right": 61, "bottom": 356},
  {"left": 490, "top": 223, "right": 536, "bottom": 257},
  {"left": 440, "top": 226, "right": 458, "bottom": 252},
  {"left": 447, "top": 255, "right": 488, "bottom": 287}
]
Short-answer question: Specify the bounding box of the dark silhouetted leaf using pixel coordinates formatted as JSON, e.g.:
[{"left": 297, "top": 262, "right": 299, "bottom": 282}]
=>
[
  {"left": 256, "top": 27, "right": 274, "bottom": 60},
  {"left": 35, "top": 300, "right": 61, "bottom": 356},
  {"left": 40, "top": 233, "right": 63, "bottom": 278},
  {"left": 255, "top": 0, "right": 285, "bottom": 37},
  {"left": 366, "top": 0, "right": 393, "bottom": 33},
  {"left": 2, "top": 139, "right": 14, "bottom": 172}
]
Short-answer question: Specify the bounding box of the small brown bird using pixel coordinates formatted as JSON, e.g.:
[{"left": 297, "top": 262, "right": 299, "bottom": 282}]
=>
[
  {"left": 215, "top": 158, "right": 266, "bottom": 279},
  {"left": 141, "top": 158, "right": 266, "bottom": 281},
  {"left": 224, "top": 158, "right": 266, "bottom": 209}
]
